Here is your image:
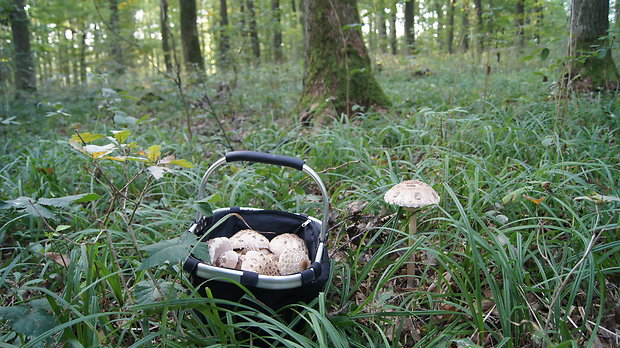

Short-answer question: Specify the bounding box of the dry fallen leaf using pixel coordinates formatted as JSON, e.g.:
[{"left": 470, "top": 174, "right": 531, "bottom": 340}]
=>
[{"left": 45, "top": 252, "right": 71, "bottom": 267}]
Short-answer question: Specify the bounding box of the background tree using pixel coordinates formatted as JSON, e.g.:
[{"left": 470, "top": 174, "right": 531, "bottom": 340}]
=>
[
  {"left": 272, "top": 0, "right": 282, "bottom": 62},
  {"left": 160, "top": 0, "right": 173, "bottom": 73},
  {"left": 299, "top": 0, "right": 390, "bottom": 123},
  {"left": 568, "top": 0, "right": 619, "bottom": 91},
  {"left": 404, "top": 0, "right": 415, "bottom": 53},
  {"left": 108, "top": 0, "right": 124, "bottom": 74},
  {"left": 218, "top": 0, "right": 230, "bottom": 68},
  {"left": 246, "top": 0, "right": 260, "bottom": 61},
  {"left": 179, "top": 0, "right": 204, "bottom": 71},
  {"left": 10, "top": 0, "right": 36, "bottom": 92}
]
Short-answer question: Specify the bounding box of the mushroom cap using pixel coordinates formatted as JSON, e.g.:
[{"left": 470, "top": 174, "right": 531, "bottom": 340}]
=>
[
  {"left": 216, "top": 250, "right": 239, "bottom": 268},
  {"left": 206, "top": 237, "right": 233, "bottom": 264},
  {"left": 229, "top": 229, "right": 269, "bottom": 251},
  {"left": 269, "top": 233, "right": 308, "bottom": 258},
  {"left": 278, "top": 248, "right": 310, "bottom": 275},
  {"left": 383, "top": 180, "right": 440, "bottom": 209},
  {"left": 240, "top": 250, "right": 280, "bottom": 276}
]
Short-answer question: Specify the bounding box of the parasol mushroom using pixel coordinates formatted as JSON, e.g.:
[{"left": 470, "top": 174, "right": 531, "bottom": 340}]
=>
[{"left": 383, "top": 179, "right": 440, "bottom": 288}]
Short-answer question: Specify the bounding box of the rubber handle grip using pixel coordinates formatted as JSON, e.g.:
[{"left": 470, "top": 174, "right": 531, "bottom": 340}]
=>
[{"left": 225, "top": 151, "right": 305, "bottom": 171}]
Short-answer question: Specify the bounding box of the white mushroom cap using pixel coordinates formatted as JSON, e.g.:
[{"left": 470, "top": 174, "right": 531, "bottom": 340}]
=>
[
  {"left": 206, "top": 237, "right": 233, "bottom": 264},
  {"left": 278, "top": 248, "right": 310, "bottom": 275},
  {"left": 229, "top": 229, "right": 269, "bottom": 251},
  {"left": 383, "top": 180, "right": 440, "bottom": 210},
  {"left": 269, "top": 233, "right": 308, "bottom": 258},
  {"left": 240, "top": 250, "right": 280, "bottom": 276},
  {"left": 216, "top": 250, "right": 239, "bottom": 268}
]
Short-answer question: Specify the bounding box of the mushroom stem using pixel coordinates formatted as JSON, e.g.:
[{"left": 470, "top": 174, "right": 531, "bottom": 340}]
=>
[{"left": 406, "top": 212, "right": 417, "bottom": 289}]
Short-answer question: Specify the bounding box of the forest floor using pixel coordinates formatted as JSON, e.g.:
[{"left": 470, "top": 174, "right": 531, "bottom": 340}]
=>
[{"left": 1, "top": 53, "right": 619, "bottom": 347}]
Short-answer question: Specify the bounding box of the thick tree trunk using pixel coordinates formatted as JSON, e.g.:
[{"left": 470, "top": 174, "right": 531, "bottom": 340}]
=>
[
  {"left": 568, "top": 0, "right": 619, "bottom": 91},
  {"left": 179, "top": 0, "right": 204, "bottom": 71},
  {"left": 461, "top": 1, "right": 470, "bottom": 52},
  {"left": 109, "top": 0, "right": 124, "bottom": 74},
  {"left": 404, "top": 0, "right": 415, "bottom": 54},
  {"left": 515, "top": 0, "right": 525, "bottom": 49},
  {"left": 447, "top": 0, "right": 456, "bottom": 54},
  {"left": 218, "top": 0, "right": 230, "bottom": 67},
  {"left": 246, "top": 0, "right": 261, "bottom": 60},
  {"left": 10, "top": 0, "right": 36, "bottom": 92},
  {"left": 160, "top": 0, "right": 173, "bottom": 73},
  {"left": 390, "top": 4, "right": 398, "bottom": 55},
  {"left": 272, "top": 0, "right": 283, "bottom": 62},
  {"left": 378, "top": 8, "right": 387, "bottom": 54},
  {"left": 299, "top": 0, "right": 390, "bottom": 123},
  {"left": 474, "top": 0, "right": 483, "bottom": 53}
]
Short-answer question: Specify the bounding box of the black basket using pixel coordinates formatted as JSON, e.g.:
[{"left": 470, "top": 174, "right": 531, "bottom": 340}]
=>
[{"left": 183, "top": 151, "right": 330, "bottom": 311}]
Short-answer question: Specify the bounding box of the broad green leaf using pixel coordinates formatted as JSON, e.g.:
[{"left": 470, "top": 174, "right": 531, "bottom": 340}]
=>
[
  {"left": 575, "top": 193, "right": 620, "bottom": 204},
  {"left": 74, "top": 193, "right": 102, "bottom": 202},
  {"left": 597, "top": 48, "right": 607, "bottom": 59},
  {"left": 501, "top": 186, "right": 533, "bottom": 205},
  {"left": 84, "top": 144, "right": 116, "bottom": 157},
  {"left": 0, "top": 304, "right": 57, "bottom": 337},
  {"left": 540, "top": 48, "right": 550, "bottom": 61},
  {"left": 38, "top": 193, "right": 97, "bottom": 207},
  {"left": 25, "top": 203, "right": 56, "bottom": 220},
  {"left": 170, "top": 159, "right": 194, "bottom": 168},
  {"left": 138, "top": 233, "right": 199, "bottom": 270},
  {"left": 147, "top": 145, "right": 161, "bottom": 162},
  {"left": 112, "top": 130, "right": 131, "bottom": 144},
  {"left": 113, "top": 111, "right": 137, "bottom": 126},
  {"left": 70, "top": 132, "right": 103, "bottom": 144},
  {"left": 134, "top": 280, "right": 183, "bottom": 305},
  {"left": 0, "top": 196, "right": 32, "bottom": 210},
  {"left": 541, "top": 136, "right": 554, "bottom": 147},
  {"left": 55, "top": 225, "right": 71, "bottom": 232},
  {"left": 193, "top": 200, "right": 214, "bottom": 218}
]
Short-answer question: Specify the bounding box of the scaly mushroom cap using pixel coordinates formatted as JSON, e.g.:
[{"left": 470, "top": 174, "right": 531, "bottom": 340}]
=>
[
  {"left": 207, "top": 237, "right": 233, "bottom": 264},
  {"left": 216, "top": 250, "right": 239, "bottom": 268},
  {"left": 240, "top": 250, "right": 280, "bottom": 275},
  {"left": 383, "top": 180, "right": 440, "bottom": 209},
  {"left": 230, "top": 229, "right": 269, "bottom": 251},
  {"left": 269, "top": 233, "right": 308, "bottom": 258},
  {"left": 278, "top": 248, "right": 310, "bottom": 275}
]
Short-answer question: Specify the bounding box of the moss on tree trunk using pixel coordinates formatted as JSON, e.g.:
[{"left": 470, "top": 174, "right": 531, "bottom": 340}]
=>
[
  {"left": 568, "top": 0, "right": 619, "bottom": 91},
  {"left": 299, "top": 0, "right": 390, "bottom": 123}
]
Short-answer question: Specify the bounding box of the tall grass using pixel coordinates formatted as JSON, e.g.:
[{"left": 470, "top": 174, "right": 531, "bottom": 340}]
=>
[{"left": 1, "top": 54, "right": 618, "bottom": 346}]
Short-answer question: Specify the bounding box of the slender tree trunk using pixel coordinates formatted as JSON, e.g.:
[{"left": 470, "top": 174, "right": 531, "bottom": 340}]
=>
[
  {"left": 160, "top": 0, "right": 173, "bottom": 73},
  {"left": 80, "top": 29, "right": 87, "bottom": 83},
  {"left": 404, "top": 0, "right": 415, "bottom": 54},
  {"left": 218, "top": 0, "right": 230, "bottom": 67},
  {"left": 534, "top": 4, "right": 543, "bottom": 44},
  {"left": 246, "top": 0, "right": 261, "bottom": 60},
  {"left": 179, "top": 0, "right": 204, "bottom": 71},
  {"left": 461, "top": 0, "right": 470, "bottom": 52},
  {"left": 568, "top": 0, "right": 619, "bottom": 91},
  {"left": 10, "top": 0, "right": 36, "bottom": 92},
  {"left": 390, "top": 4, "right": 398, "bottom": 55},
  {"left": 515, "top": 0, "right": 525, "bottom": 49},
  {"left": 272, "top": 0, "right": 283, "bottom": 62},
  {"left": 474, "top": 0, "right": 484, "bottom": 53},
  {"left": 299, "top": 0, "right": 390, "bottom": 123},
  {"left": 435, "top": 2, "right": 444, "bottom": 51},
  {"left": 109, "top": 0, "right": 124, "bottom": 74},
  {"left": 378, "top": 8, "right": 388, "bottom": 54},
  {"left": 448, "top": 0, "right": 456, "bottom": 54}
]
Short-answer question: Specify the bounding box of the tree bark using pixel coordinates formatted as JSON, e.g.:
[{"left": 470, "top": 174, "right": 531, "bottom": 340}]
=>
[
  {"left": 434, "top": 1, "right": 444, "bottom": 51},
  {"left": 246, "top": 0, "right": 261, "bottom": 60},
  {"left": 447, "top": 0, "right": 456, "bottom": 54},
  {"left": 461, "top": 0, "right": 470, "bottom": 52},
  {"left": 10, "top": 0, "right": 36, "bottom": 92},
  {"left": 299, "top": 0, "right": 390, "bottom": 123},
  {"left": 515, "top": 0, "right": 525, "bottom": 49},
  {"left": 80, "top": 28, "right": 87, "bottom": 83},
  {"left": 179, "top": 0, "right": 204, "bottom": 71},
  {"left": 378, "top": 8, "right": 387, "bottom": 54},
  {"left": 160, "top": 0, "right": 173, "bottom": 73},
  {"left": 568, "top": 0, "right": 619, "bottom": 91},
  {"left": 109, "top": 0, "right": 124, "bottom": 74},
  {"left": 218, "top": 0, "right": 230, "bottom": 67},
  {"left": 404, "top": 0, "right": 415, "bottom": 54},
  {"left": 389, "top": 4, "right": 398, "bottom": 55},
  {"left": 474, "top": 0, "right": 483, "bottom": 53},
  {"left": 272, "top": 0, "right": 283, "bottom": 62}
]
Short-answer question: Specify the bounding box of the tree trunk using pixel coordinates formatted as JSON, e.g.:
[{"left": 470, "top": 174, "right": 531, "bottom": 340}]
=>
[
  {"left": 404, "top": 0, "right": 415, "bottom": 54},
  {"left": 246, "top": 0, "right": 261, "bottom": 60},
  {"left": 389, "top": 4, "right": 398, "bottom": 55},
  {"left": 272, "top": 0, "right": 283, "bottom": 62},
  {"left": 10, "top": 0, "right": 36, "bottom": 92},
  {"left": 434, "top": 1, "right": 444, "bottom": 51},
  {"left": 299, "top": 0, "right": 390, "bottom": 123},
  {"left": 179, "top": 0, "right": 204, "bottom": 71},
  {"left": 218, "top": 0, "right": 230, "bottom": 67},
  {"left": 160, "top": 0, "right": 173, "bottom": 73},
  {"left": 461, "top": 0, "right": 470, "bottom": 52},
  {"left": 515, "top": 0, "right": 525, "bottom": 49},
  {"left": 109, "top": 0, "right": 124, "bottom": 74},
  {"left": 447, "top": 0, "right": 456, "bottom": 54},
  {"left": 80, "top": 29, "right": 87, "bottom": 83},
  {"left": 568, "top": 0, "right": 619, "bottom": 91},
  {"left": 474, "top": 0, "right": 483, "bottom": 53},
  {"left": 378, "top": 8, "right": 387, "bottom": 54}
]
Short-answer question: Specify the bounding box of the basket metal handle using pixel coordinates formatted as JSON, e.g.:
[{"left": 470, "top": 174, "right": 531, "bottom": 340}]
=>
[{"left": 197, "top": 151, "right": 330, "bottom": 242}]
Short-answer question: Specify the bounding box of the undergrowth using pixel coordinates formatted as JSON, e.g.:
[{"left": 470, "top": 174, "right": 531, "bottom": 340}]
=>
[{"left": 0, "top": 53, "right": 618, "bottom": 347}]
